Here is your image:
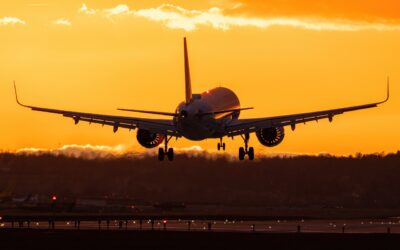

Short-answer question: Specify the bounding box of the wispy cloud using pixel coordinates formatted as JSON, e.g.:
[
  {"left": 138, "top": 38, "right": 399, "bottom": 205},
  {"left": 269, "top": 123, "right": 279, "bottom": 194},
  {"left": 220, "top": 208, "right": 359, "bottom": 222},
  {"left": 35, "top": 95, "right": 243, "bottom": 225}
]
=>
[
  {"left": 79, "top": 3, "right": 96, "bottom": 15},
  {"left": 53, "top": 18, "right": 71, "bottom": 26},
  {"left": 105, "top": 4, "right": 130, "bottom": 16},
  {"left": 78, "top": 3, "right": 400, "bottom": 32},
  {"left": 16, "top": 144, "right": 126, "bottom": 159},
  {"left": 10, "top": 144, "right": 360, "bottom": 160},
  {"left": 13, "top": 144, "right": 232, "bottom": 160},
  {"left": 0, "top": 16, "right": 26, "bottom": 26}
]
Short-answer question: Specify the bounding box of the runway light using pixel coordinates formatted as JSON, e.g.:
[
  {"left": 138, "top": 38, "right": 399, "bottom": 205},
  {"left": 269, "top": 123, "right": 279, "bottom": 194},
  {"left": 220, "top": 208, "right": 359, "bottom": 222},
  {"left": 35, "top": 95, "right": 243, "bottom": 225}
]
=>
[{"left": 0, "top": 223, "right": 4, "bottom": 227}]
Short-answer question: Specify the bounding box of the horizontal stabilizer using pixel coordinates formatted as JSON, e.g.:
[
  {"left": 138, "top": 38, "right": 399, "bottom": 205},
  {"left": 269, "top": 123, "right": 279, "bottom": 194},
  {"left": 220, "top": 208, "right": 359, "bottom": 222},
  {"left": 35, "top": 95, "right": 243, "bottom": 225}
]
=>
[
  {"left": 197, "top": 107, "right": 254, "bottom": 117},
  {"left": 117, "top": 108, "right": 177, "bottom": 117}
]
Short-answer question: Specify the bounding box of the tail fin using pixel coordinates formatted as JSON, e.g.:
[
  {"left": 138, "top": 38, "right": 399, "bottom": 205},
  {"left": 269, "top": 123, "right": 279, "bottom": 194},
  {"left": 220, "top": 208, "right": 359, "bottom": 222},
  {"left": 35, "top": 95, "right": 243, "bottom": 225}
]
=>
[{"left": 184, "top": 37, "right": 192, "bottom": 104}]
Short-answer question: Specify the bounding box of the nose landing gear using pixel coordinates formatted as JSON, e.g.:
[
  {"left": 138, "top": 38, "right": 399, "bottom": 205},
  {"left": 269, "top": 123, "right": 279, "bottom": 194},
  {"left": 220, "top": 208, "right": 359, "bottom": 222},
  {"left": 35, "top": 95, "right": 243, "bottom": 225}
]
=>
[
  {"left": 158, "top": 136, "right": 174, "bottom": 161},
  {"left": 239, "top": 133, "right": 254, "bottom": 160},
  {"left": 217, "top": 138, "right": 226, "bottom": 151}
]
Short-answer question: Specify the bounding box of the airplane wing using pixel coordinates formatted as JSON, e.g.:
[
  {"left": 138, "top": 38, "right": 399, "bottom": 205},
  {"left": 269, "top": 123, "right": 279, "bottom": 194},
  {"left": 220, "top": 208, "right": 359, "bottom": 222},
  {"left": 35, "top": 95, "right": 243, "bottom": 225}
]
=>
[
  {"left": 14, "top": 84, "right": 179, "bottom": 136},
  {"left": 225, "top": 82, "right": 389, "bottom": 137}
]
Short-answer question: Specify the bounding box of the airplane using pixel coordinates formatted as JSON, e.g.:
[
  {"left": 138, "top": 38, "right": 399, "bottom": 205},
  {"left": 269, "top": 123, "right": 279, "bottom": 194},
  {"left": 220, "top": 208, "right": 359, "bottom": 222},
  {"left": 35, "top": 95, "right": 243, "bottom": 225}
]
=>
[{"left": 14, "top": 37, "right": 389, "bottom": 161}]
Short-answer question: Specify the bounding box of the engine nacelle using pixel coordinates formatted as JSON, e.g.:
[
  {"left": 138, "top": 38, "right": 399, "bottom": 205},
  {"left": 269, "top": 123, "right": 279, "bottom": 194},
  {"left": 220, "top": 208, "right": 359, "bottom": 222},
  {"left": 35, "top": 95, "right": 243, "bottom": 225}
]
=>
[
  {"left": 256, "top": 127, "right": 285, "bottom": 147},
  {"left": 136, "top": 129, "right": 165, "bottom": 148}
]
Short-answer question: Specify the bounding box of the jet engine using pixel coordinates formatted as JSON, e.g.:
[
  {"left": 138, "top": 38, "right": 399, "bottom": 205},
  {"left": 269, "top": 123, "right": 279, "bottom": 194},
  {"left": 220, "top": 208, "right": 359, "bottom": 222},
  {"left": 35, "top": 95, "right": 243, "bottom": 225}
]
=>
[
  {"left": 256, "top": 127, "right": 285, "bottom": 147},
  {"left": 136, "top": 129, "right": 165, "bottom": 148}
]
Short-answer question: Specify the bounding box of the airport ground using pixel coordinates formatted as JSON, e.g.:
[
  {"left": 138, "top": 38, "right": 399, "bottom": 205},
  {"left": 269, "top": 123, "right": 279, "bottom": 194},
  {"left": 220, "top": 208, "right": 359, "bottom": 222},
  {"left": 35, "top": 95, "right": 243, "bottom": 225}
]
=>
[
  {"left": 2, "top": 212, "right": 400, "bottom": 249},
  {"left": 1, "top": 228, "right": 400, "bottom": 250}
]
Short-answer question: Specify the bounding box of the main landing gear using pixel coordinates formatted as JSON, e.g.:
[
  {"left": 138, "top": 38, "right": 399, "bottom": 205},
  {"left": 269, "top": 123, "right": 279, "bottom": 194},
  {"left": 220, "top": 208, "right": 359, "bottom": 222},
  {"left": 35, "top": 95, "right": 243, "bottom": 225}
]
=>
[
  {"left": 158, "top": 136, "right": 174, "bottom": 161},
  {"left": 217, "top": 138, "right": 226, "bottom": 151},
  {"left": 239, "top": 133, "right": 254, "bottom": 161}
]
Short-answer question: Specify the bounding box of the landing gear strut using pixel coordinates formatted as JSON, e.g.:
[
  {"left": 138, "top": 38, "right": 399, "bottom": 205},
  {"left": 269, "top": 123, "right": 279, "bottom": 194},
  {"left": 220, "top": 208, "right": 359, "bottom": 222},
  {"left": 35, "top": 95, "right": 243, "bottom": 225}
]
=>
[
  {"left": 158, "top": 136, "right": 174, "bottom": 161},
  {"left": 217, "top": 138, "right": 226, "bottom": 151},
  {"left": 239, "top": 133, "right": 254, "bottom": 160}
]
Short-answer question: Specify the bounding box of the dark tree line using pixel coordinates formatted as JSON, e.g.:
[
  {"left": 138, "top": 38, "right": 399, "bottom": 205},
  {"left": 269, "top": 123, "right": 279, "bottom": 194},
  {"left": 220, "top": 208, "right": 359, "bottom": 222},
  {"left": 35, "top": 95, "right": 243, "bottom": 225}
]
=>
[{"left": 1, "top": 152, "right": 400, "bottom": 208}]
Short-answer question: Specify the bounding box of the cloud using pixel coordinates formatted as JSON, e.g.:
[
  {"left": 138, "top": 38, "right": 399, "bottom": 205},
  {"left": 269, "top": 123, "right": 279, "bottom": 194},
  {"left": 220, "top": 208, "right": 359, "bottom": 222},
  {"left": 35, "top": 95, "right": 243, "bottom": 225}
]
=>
[
  {"left": 78, "top": 3, "right": 400, "bottom": 32},
  {"left": 10, "top": 144, "right": 358, "bottom": 161},
  {"left": 231, "top": 3, "right": 243, "bottom": 10},
  {"left": 16, "top": 144, "right": 126, "bottom": 159},
  {"left": 53, "top": 18, "right": 71, "bottom": 26},
  {"left": 105, "top": 4, "right": 130, "bottom": 16},
  {"left": 13, "top": 144, "right": 233, "bottom": 160},
  {"left": 79, "top": 3, "right": 96, "bottom": 15},
  {"left": 0, "top": 16, "right": 26, "bottom": 26}
]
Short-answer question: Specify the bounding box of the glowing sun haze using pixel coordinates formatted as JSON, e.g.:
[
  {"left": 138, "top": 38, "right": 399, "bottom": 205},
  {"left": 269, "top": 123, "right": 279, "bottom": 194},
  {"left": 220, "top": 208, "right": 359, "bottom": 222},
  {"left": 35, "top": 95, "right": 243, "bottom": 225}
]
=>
[{"left": 0, "top": 0, "right": 399, "bottom": 155}]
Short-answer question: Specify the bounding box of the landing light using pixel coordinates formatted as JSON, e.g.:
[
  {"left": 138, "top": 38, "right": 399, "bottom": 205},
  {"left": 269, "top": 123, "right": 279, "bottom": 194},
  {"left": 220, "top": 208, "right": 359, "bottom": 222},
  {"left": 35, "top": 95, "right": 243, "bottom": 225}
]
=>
[
  {"left": 180, "top": 110, "right": 188, "bottom": 118},
  {"left": 51, "top": 195, "right": 57, "bottom": 201}
]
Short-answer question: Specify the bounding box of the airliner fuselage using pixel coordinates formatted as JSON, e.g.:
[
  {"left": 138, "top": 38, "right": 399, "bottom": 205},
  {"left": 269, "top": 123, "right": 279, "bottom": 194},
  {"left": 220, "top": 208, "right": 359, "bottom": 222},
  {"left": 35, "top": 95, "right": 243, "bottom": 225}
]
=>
[{"left": 175, "top": 87, "right": 240, "bottom": 140}]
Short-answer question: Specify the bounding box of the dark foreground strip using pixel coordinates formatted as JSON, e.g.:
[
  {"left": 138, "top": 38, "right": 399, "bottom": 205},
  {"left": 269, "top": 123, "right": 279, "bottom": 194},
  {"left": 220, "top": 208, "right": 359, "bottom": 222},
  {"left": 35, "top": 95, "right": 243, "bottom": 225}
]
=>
[{"left": 0, "top": 229, "right": 400, "bottom": 250}]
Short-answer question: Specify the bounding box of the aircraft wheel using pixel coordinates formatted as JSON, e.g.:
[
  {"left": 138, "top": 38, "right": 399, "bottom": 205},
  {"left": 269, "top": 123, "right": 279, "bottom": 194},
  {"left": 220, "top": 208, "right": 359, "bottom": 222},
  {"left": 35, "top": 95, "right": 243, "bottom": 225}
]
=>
[
  {"left": 217, "top": 143, "right": 221, "bottom": 151},
  {"left": 158, "top": 148, "right": 165, "bottom": 161},
  {"left": 222, "top": 143, "right": 226, "bottom": 151},
  {"left": 239, "top": 147, "right": 245, "bottom": 161},
  {"left": 167, "top": 148, "right": 174, "bottom": 161},
  {"left": 248, "top": 147, "right": 254, "bottom": 160}
]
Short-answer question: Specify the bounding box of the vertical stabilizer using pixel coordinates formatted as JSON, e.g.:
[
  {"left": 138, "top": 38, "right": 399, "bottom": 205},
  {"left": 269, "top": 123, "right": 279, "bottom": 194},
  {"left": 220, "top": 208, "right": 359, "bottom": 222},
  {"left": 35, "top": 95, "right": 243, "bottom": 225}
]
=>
[{"left": 184, "top": 37, "right": 192, "bottom": 103}]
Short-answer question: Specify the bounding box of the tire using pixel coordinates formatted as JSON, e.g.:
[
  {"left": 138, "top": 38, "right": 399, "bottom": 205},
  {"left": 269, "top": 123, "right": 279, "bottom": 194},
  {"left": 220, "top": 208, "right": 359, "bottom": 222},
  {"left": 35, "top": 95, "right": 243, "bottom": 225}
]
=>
[
  {"left": 217, "top": 143, "right": 221, "bottom": 151},
  {"left": 248, "top": 147, "right": 254, "bottom": 160},
  {"left": 167, "top": 148, "right": 174, "bottom": 161},
  {"left": 222, "top": 143, "right": 226, "bottom": 151},
  {"left": 158, "top": 148, "right": 165, "bottom": 161},
  {"left": 239, "top": 147, "right": 245, "bottom": 161}
]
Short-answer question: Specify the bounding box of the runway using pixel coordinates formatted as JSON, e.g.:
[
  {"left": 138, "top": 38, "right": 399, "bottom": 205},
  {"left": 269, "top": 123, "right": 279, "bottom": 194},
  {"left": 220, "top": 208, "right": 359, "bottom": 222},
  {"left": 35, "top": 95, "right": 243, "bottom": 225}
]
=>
[{"left": 2, "top": 218, "right": 400, "bottom": 233}]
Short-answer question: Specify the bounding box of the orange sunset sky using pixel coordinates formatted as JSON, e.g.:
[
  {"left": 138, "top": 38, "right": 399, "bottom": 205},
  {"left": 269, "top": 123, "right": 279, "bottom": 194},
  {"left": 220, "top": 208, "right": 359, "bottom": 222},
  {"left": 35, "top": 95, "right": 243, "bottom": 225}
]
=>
[{"left": 0, "top": 0, "right": 399, "bottom": 155}]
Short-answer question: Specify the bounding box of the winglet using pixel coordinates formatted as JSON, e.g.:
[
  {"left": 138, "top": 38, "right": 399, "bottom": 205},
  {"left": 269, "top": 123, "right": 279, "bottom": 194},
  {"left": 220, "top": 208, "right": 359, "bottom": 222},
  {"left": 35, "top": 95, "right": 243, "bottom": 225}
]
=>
[
  {"left": 14, "top": 82, "right": 30, "bottom": 108},
  {"left": 380, "top": 77, "right": 390, "bottom": 104},
  {"left": 184, "top": 37, "right": 192, "bottom": 104},
  {"left": 386, "top": 76, "right": 390, "bottom": 102}
]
